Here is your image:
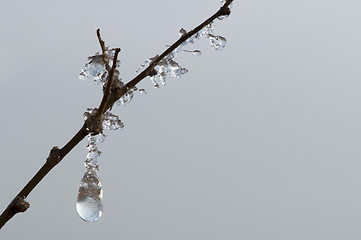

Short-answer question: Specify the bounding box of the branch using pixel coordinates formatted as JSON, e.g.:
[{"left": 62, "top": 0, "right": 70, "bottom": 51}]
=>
[
  {"left": 0, "top": 125, "right": 88, "bottom": 229},
  {"left": 104, "top": 0, "right": 233, "bottom": 111},
  {"left": 0, "top": 0, "right": 233, "bottom": 230}
]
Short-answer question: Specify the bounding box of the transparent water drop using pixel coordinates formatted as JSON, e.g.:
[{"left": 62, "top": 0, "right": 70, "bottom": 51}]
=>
[{"left": 76, "top": 167, "right": 103, "bottom": 222}]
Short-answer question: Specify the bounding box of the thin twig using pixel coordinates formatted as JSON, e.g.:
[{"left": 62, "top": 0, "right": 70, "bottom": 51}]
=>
[
  {"left": 97, "top": 29, "right": 111, "bottom": 72},
  {"left": 98, "top": 48, "right": 121, "bottom": 115}
]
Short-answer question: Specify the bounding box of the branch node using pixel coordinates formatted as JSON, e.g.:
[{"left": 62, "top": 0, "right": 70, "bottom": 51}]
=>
[
  {"left": 12, "top": 196, "right": 30, "bottom": 213},
  {"left": 46, "top": 146, "right": 62, "bottom": 166},
  {"left": 149, "top": 68, "right": 157, "bottom": 77},
  {"left": 219, "top": 6, "right": 231, "bottom": 17},
  {"left": 84, "top": 108, "right": 104, "bottom": 134}
]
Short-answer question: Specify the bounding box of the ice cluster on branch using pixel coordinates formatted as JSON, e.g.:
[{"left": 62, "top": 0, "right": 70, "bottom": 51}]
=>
[
  {"left": 137, "top": 1, "right": 231, "bottom": 88},
  {"left": 77, "top": 131, "right": 105, "bottom": 222},
  {"left": 79, "top": 47, "right": 143, "bottom": 106},
  {"left": 77, "top": 107, "right": 124, "bottom": 222},
  {"left": 83, "top": 107, "right": 124, "bottom": 169},
  {"left": 79, "top": 48, "right": 120, "bottom": 85}
]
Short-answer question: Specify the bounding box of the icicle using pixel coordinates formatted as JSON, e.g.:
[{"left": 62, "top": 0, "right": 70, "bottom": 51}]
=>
[{"left": 76, "top": 133, "right": 106, "bottom": 222}]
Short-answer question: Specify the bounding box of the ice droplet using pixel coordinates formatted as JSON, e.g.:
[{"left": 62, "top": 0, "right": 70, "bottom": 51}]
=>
[
  {"left": 168, "top": 59, "right": 188, "bottom": 78},
  {"left": 159, "top": 72, "right": 166, "bottom": 86},
  {"left": 103, "top": 112, "right": 124, "bottom": 130},
  {"left": 151, "top": 75, "right": 160, "bottom": 88},
  {"left": 76, "top": 168, "right": 103, "bottom": 222},
  {"left": 198, "top": 22, "right": 215, "bottom": 38},
  {"left": 209, "top": 34, "right": 227, "bottom": 50},
  {"left": 192, "top": 50, "right": 202, "bottom": 56},
  {"left": 79, "top": 72, "right": 88, "bottom": 81},
  {"left": 79, "top": 54, "right": 107, "bottom": 85},
  {"left": 119, "top": 88, "right": 134, "bottom": 106},
  {"left": 139, "top": 88, "right": 147, "bottom": 94}
]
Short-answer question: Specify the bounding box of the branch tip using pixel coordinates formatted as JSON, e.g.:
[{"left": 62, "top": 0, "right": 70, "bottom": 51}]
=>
[{"left": 46, "top": 146, "right": 62, "bottom": 166}]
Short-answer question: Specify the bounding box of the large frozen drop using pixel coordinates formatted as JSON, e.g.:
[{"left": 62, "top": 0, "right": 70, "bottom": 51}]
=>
[
  {"left": 209, "top": 34, "right": 227, "bottom": 50},
  {"left": 76, "top": 168, "right": 103, "bottom": 222}
]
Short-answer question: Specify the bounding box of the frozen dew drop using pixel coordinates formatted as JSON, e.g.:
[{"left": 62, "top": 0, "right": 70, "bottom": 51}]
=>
[
  {"left": 76, "top": 167, "right": 103, "bottom": 222},
  {"left": 159, "top": 72, "right": 167, "bottom": 86},
  {"left": 218, "top": 14, "right": 229, "bottom": 20},
  {"left": 86, "top": 149, "right": 101, "bottom": 162},
  {"left": 88, "top": 133, "right": 106, "bottom": 144},
  {"left": 119, "top": 89, "right": 134, "bottom": 105},
  {"left": 199, "top": 22, "right": 215, "bottom": 38},
  {"left": 139, "top": 88, "right": 147, "bottom": 94},
  {"left": 192, "top": 50, "right": 202, "bottom": 56},
  {"left": 88, "top": 57, "right": 106, "bottom": 77},
  {"left": 180, "top": 68, "right": 188, "bottom": 76},
  {"left": 79, "top": 54, "right": 107, "bottom": 85},
  {"left": 209, "top": 34, "right": 227, "bottom": 50},
  {"left": 151, "top": 75, "right": 160, "bottom": 88},
  {"left": 79, "top": 72, "right": 88, "bottom": 81},
  {"left": 103, "top": 112, "right": 124, "bottom": 130}
]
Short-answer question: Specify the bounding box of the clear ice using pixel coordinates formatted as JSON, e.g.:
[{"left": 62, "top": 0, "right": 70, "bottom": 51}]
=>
[
  {"left": 76, "top": 133, "right": 106, "bottom": 222},
  {"left": 79, "top": 55, "right": 106, "bottom": 84},
  {"left": 208, "top": 34, "right": 227, "bottom": 50},
  {"left": 103, "top": 111, "right": 124, "bottom": 130},
  {"left": 192, "top": 50, "right": 202, "bottom": 56},
  {"left": 76, "top": 167, "right": 103, "bottom": 222},
  {"left": 79, "top": 48, "right": 123, "bottom": 87},
  {"left": 136, "top": 9, "right": 230, "bottom": 89}
]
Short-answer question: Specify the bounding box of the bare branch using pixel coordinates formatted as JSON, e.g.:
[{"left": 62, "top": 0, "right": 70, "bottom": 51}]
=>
[
  {"left": 0, "top": 125, "right": 88, "bottom": 229},
  {"left": 0, "top": 1, "right": 233, "bottom": 229}
]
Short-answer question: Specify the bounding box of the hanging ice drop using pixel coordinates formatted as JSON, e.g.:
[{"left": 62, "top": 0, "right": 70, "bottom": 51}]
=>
[{"left": 76, "top": 167, "right": 104, "bottom": 222}]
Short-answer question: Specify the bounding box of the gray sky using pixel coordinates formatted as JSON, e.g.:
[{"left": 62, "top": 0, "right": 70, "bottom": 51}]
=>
[{"left": 1, "top": 0, "right": 361, "bottom": 239}]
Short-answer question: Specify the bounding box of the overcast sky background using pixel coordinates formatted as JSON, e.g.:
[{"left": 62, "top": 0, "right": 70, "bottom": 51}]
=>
[{"left": 1, "top": 0, "right": 361, "bottom": 239}]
